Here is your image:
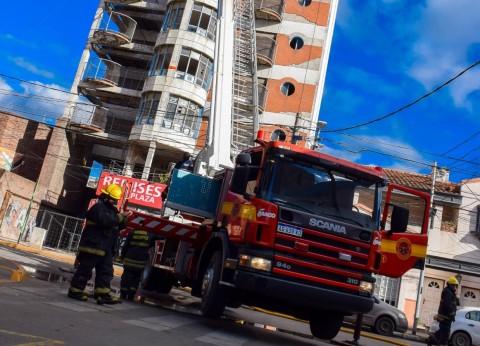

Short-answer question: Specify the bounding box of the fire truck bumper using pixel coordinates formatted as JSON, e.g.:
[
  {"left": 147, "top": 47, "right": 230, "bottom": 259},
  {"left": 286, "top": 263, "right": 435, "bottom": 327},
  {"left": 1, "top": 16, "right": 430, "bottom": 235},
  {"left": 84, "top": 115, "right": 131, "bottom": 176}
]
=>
[{"left": 232, "top": 270, "right": 374, "bottom": 315}]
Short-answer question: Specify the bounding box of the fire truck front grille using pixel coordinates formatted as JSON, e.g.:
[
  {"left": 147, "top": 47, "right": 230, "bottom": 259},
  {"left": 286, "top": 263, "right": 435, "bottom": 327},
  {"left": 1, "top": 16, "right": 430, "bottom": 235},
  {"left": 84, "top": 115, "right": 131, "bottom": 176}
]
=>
[{"left": 273, "top": 227, "right": 371, "bottom": 292}]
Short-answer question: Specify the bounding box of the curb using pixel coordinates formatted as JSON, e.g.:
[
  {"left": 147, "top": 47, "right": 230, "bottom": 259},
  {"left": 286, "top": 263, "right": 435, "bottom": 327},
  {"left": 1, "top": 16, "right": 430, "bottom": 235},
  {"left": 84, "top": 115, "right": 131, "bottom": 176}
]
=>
[
  {"left": 0, "top": 240, "right": 124, "bottom": 277},
  {"left": 0, "top": 258, "right": 27, "bottom": 283}
]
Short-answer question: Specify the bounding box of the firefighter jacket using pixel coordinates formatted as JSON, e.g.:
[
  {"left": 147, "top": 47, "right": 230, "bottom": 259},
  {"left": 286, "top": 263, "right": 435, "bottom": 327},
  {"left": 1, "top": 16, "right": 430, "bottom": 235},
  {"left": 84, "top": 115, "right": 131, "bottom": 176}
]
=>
[
  {"left": 437, "top": 285, "right": 458, "bottom": 322},
  {"left": 120, "top": 229, "right": 151, "bottom": 270},
  {"left": 78, "top": 198, "right": 126, "bottom": 257}
]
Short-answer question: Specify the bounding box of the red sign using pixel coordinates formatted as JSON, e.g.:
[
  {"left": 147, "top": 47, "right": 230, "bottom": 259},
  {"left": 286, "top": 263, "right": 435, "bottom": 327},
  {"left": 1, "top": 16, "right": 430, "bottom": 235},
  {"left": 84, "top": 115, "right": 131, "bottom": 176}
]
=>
[{"left": 96, "top": 172, "right": 166, "bottom": 209}]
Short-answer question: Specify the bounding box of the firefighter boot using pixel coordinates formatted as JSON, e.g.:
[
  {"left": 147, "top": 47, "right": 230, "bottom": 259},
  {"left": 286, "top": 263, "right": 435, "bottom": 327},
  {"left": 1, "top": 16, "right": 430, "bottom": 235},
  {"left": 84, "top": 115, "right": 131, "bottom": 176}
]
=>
[
  {"left": 68, "top": 291, "right": 88, "bottom": 302},
  {"left": 96, "top": 294, "right": 122, "bottom": 305}
]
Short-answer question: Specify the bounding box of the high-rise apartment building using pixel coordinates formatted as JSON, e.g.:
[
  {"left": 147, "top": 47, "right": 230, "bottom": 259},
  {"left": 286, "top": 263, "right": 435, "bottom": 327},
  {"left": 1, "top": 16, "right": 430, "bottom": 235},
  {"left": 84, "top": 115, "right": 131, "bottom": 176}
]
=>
[{"left": 64, "top": 0, "right": 338, "bottom": 181}]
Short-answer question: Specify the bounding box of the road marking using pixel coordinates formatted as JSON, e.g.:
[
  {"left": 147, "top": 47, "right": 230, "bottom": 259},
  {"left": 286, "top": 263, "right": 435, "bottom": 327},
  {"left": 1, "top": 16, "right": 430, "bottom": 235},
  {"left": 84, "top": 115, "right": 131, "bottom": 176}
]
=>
[
  {"left": 196, "top": 330, "right": 250, "bottom": 346},
  {"left": 0, "top": 328, "right": 64, "bottom": 345},
  {"left": 123, "top": 320, "right": 170, "bottom": 331}
]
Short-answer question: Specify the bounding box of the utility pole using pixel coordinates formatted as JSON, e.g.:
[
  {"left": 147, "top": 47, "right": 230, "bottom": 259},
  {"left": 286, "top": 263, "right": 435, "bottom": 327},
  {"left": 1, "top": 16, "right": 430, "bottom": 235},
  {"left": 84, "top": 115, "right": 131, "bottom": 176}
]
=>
[
  {"left": 412, "top": 161, "right": 437, "bottom": 334},
  {"left": 17, "top": 179, "right": 39, "bottom": 244}
]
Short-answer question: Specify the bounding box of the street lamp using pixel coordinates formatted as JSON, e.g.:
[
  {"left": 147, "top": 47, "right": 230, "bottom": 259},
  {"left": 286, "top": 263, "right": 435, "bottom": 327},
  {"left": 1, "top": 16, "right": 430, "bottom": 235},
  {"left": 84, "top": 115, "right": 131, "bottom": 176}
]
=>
[{"left": 455, "top": 273, "right": 462, "bottom": 284}]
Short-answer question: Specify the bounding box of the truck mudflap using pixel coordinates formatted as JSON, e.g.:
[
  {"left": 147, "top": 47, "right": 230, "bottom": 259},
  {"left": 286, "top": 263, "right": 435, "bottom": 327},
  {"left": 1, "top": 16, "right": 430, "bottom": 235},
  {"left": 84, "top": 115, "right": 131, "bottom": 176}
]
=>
[{"left": 231, "top": 269, "right": 374, "bottom": 315}]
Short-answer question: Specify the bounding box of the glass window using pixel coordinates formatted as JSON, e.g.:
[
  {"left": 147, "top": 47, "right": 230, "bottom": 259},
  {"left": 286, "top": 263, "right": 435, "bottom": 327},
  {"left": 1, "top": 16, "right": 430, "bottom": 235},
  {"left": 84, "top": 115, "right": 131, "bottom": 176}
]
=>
[
  {"left": 261, "top": 153, "right": 381, "bottom": 230},
  {"left": 290, "top": 37, "right": 304, "bottom": 50},
  {"left": 281, "top": 82, "right": 295, "bottom": 96},
  {"left": 298, "top": 0, "right": 311, "bottom": 6},
  {"left": 271, "top": 129, "right": 286, "bottom": 141},
  {"left": 164, "top": 95, "right": 203, "bottom": 138},
  {"left": 188, "top": 3, "right": 217, "bottom": 40},
  {"left": 135, "top": 92, "right": 161, "bottom": 125},
  {"left": 176, "top": 47, "right": 213, "bottom": 90},
  {"left": 162, "top": 2, "right": 185, "bottom": 31},
  {"left": 149, "top": 45, "right": 173, "bottom": 77}
]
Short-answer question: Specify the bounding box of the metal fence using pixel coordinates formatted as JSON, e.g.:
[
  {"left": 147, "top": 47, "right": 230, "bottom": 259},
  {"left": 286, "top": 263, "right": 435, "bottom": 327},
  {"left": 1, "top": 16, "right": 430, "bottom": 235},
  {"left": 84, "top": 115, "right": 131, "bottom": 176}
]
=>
[{"left": 38, "top": 209, "right": 84, "bottom": 254}]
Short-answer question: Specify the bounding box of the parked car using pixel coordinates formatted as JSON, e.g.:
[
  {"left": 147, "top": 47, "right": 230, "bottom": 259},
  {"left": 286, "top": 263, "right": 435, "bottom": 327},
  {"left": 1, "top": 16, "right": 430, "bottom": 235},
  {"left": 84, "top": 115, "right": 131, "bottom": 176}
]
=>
[
  {"left": 343, "top": 296, "right": 408, "bottom": 336},
  {"left": 429, "top": 307, "right": 480, "bottom": 346}
]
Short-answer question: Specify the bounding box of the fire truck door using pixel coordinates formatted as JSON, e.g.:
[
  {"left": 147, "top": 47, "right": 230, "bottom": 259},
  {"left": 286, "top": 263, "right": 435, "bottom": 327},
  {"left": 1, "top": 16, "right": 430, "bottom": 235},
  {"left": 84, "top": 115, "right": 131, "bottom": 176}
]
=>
[{"left": 378, "top": 184, "right": 431, "bottom": 278}]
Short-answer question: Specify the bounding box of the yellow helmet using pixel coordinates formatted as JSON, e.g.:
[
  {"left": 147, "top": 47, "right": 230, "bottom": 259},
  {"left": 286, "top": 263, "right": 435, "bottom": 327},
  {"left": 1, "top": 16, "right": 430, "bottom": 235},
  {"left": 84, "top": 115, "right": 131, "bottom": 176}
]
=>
[
  {"left": 447, "top": 277, "right": 459, "bottom": 285},
  {"left": 101, "top": 183, "right": 122, "bottom": 200}
]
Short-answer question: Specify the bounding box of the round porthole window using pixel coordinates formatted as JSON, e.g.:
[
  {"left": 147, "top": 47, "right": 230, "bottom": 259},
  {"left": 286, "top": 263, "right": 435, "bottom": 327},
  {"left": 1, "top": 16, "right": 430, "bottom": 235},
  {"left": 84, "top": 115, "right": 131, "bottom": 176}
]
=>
[
  {"left": 290, "top": 37, "right": 304, "bottom": 50},
  {"left": 271, "top": 129, "right": 286, "bottom": 142},
  {"left": 298, "top": 0, "right": 311, "bottom": 6},
  {"left": 281, "top": 82, "right": 295, "bottom": 96}
]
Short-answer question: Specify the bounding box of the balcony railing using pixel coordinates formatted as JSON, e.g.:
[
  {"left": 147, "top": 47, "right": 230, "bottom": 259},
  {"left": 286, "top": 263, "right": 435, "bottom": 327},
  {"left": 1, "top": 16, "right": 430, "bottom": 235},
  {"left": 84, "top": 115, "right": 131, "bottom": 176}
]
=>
[
  {"left": 92, "top": 11, "right": 137, "bottom": 46},
  {"left": 82, "top": 58, "right": 146, "bottom": 91},
  {"left": 69, "top": 104, "right": 108, "bottom": 132},
  {"left": 256, "top": 34, "right": 277, "bottom": 66},
  {"left": 254, "top": 0, "right": 284, "bottom": 21}
]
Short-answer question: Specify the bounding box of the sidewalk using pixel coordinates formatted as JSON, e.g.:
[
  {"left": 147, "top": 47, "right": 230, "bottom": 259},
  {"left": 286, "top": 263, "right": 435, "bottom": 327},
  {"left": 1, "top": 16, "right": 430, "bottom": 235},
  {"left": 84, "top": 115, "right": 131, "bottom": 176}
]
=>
[{"left": 0, "top": 238, "right": 124, "bottom": 282}]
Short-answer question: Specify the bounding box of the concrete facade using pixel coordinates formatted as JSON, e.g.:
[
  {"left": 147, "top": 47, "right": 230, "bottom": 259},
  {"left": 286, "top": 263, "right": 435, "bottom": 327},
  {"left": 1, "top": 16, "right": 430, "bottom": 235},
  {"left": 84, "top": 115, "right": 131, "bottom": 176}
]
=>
[{"left": 63, "top": 0, "right": 338, "bottom": 184}]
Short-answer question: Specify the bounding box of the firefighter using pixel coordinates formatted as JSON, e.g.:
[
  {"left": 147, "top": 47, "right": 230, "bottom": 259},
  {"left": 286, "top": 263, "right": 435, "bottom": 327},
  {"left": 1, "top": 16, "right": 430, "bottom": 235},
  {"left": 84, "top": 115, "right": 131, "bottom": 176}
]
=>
[
  {"left": 427, "top": 276, "right": 459, "bottom": 346},
  {"left": 119, "top": 221, "right": 151, "bottom": 300},
  {"left": 68, "top": 183, "right": 130, "bottom": 304}
]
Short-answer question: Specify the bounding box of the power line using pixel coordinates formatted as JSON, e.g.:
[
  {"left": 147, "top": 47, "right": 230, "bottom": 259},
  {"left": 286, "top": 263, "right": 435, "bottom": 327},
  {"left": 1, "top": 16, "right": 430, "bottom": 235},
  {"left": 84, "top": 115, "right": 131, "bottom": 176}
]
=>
[{"left": 324, "top": 60, "right": 480, "bottom": 133}]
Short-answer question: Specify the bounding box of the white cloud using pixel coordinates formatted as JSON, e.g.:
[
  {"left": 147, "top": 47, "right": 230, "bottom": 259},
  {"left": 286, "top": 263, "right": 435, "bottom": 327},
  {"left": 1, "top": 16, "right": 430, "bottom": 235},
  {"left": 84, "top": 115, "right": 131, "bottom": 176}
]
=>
[
  {"left": 408, "top": 0, "right": 480, "bottom": 107},
  {"left": 10, "top": 57, "right": 55, "bottom": 79},
  {"left": 0, "top": 79, "right": 69, "bottom": 123},
  {"left": 323, "top": 134, "right": 427, "bottom": 173}
]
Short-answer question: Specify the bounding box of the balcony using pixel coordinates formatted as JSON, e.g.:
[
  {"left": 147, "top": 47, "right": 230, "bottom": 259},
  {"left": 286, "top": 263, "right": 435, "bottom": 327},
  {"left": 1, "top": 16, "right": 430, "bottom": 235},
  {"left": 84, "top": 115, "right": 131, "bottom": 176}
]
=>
[
  {"left": 92, "top": 11, "right": 137, "bottom": 46},
  {"left": 254, "top": 0, "right": 284, "bottom": 21},
  {"left": 78, "top": 58, "right": 145, "bottom": 107},
  {"left": 256, "top": 34, "right": 277, "bottom": 66},
  {"left": 80, "top": 58, "right": 147, "bottom": 91},
  {"left": 81, "top": 58, "right": 123, "bottom": 88},
  {"left": 68, "top": 104, "right": 108, "bottom": 133}
]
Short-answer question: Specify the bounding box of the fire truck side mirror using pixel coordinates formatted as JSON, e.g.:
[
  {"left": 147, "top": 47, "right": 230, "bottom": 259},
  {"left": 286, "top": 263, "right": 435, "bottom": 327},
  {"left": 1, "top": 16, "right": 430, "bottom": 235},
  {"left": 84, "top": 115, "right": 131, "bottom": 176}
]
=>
[
  {"left": 230, "top": 166, "right": 249, "bottom": 195},
  {"left": 390, "top": 205, "right": 409, "bottom": 233}
]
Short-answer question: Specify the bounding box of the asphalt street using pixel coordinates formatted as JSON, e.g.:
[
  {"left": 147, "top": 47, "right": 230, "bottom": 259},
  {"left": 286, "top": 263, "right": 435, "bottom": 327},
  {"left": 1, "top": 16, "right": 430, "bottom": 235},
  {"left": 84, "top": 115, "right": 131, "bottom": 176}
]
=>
[{"left": 0, "top": 240, "right": 429, "bottom": 346}]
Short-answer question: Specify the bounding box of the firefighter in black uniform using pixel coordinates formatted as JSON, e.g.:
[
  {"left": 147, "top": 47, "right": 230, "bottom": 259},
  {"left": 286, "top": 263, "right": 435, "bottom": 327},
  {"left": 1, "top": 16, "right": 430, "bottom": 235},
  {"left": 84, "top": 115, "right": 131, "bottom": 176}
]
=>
[
  {"left": 68, "top": 183, "right": 130, "bottom": 304},
  {"left": 427, "top": 276, "right": 459, "bottom": 346},
  {"left": 119, "top": 221, "right": 151, "bottom": 300}
]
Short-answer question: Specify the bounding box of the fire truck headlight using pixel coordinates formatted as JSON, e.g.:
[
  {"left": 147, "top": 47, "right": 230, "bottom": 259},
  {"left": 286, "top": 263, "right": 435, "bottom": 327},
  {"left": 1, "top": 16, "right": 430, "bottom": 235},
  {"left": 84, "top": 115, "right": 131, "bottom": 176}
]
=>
[
  {"left": 239, "top": 255, "right": 272, "bottom": 272},
  {"left": 359, "top": 281, "right": 373, "bottom": 294}
]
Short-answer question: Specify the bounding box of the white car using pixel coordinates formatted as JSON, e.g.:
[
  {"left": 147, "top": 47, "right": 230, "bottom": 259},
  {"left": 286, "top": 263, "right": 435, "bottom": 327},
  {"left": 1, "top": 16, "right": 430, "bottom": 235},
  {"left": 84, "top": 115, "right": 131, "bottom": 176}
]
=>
[{"left": 429, "top": 307, "right": 480, "bottom": 346}]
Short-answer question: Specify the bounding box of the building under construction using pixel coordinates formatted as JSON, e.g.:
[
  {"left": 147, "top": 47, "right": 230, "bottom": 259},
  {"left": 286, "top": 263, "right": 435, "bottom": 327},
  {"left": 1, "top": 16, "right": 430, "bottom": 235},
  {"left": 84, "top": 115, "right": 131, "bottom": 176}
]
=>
[{"left": 63, "top": 0, "right": 338, "bottom": 181}]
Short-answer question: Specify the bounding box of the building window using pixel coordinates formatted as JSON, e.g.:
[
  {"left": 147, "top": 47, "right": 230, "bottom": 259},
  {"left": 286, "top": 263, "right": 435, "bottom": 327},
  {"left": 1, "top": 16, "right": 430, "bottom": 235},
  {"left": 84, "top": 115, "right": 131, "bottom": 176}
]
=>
[
  {"left": 280, "top": 82, "right": 295, "bottom": 96},
  {"left": 441, "top": 205, "right": 458, "bottom": 233},
  {"left": 290, "top": 37, "right": 304, "bottom": 50},
  {"left": 136, "top": 92, "right": 161, "bottom": 125},
  {"left": 176, "top": 48, "right": 213, "bottom": 90},
  {"left": 150, "top": 45, "right": 174, "bottom": 77},
  {"left": 164, "top": 95, "right": 202, "bottom": 138},
  {"left": 271, "top": 129, "right": 286, "bottom": 141},
  {"left": 162, "top": 2, "right": 185, "bottom": 31},
  {"left": 188, "top": 3, "right": 217, "bottom": 40},
  {"left": 298, "top": 0, "right": 311, "bottom": 6}
]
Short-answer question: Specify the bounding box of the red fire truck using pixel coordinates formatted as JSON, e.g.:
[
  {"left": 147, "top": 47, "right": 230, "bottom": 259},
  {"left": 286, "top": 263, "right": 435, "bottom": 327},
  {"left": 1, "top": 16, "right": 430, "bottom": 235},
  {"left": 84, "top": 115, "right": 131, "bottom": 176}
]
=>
[{"left": 125, "top": 133, "right": 430, "bottom": 340}]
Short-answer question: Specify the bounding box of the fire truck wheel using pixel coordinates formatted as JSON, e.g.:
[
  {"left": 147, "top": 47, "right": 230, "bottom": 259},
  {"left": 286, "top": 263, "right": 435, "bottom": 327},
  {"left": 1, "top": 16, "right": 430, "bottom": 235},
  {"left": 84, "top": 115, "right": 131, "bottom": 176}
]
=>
[
  {"left": 201, "top": 251, "right": 226, "bottom": 317},
  {"left": 140, "top": 247, "right": 172, "bottom": 293},
  {"left": 309, "top": 313, "right": 343, "bottom": 340}
]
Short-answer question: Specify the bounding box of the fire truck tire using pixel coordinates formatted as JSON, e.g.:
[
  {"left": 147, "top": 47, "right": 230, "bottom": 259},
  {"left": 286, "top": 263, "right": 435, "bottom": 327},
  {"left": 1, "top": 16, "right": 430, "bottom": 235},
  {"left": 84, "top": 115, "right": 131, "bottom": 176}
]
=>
[
  {"left": 309, "top": 313, "right": 343, "bottom": 340},
  {"left": 140, "top": 248, "right": 173, "bottom": 293},
  {"left": 201, "top": 251, "right": 226, "bottom": 317}
]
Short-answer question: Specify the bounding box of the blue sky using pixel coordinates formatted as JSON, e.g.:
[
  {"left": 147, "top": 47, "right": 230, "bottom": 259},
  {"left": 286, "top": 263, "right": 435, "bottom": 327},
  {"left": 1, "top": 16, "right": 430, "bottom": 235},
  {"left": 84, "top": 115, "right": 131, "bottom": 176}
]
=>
[
  {"left": 0, "top": 1, "right": 479, "bottom": 183},
  {"left": 320, "top": 0, "right": 480, "bottom": 183}
]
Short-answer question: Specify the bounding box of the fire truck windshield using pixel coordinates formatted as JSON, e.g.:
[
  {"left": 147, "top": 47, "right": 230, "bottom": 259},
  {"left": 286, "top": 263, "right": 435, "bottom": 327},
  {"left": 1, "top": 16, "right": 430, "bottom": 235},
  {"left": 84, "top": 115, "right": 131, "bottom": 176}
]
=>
[{"left": 260, "top": 154, "right": 382, "bottom": 230}]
